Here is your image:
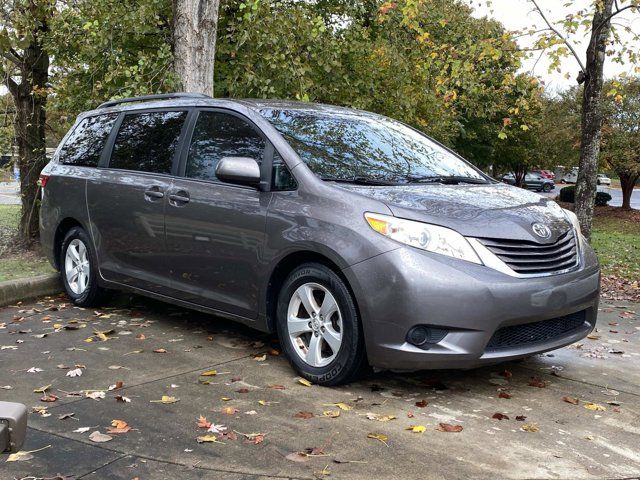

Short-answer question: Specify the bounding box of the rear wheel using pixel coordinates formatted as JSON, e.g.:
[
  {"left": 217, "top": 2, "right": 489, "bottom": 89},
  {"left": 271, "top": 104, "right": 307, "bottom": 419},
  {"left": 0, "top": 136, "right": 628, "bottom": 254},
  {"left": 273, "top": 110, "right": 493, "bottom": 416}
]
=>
[
  {"left": 276, "top": 263, "right": 367, "bottom": 386},
  {"left": 542, "top": 183, "right": 552, "bottom": 192},
  {"left": 60, "top": 227, "right": 108, "bottom": 307}
]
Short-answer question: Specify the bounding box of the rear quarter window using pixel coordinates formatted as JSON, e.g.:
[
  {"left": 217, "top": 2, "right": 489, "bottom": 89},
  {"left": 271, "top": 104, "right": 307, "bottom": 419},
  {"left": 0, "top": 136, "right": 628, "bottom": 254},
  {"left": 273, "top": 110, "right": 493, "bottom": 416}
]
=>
[{"left": 58, "top": 114, "right": 118, "bottom": 167}]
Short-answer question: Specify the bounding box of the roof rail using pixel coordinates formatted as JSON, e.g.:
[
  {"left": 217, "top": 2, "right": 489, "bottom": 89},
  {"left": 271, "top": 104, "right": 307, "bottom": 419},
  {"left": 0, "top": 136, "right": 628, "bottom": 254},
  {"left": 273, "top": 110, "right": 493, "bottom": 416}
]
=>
[{"left": 97, "top": 93, "right": 211, "bottom": 109}]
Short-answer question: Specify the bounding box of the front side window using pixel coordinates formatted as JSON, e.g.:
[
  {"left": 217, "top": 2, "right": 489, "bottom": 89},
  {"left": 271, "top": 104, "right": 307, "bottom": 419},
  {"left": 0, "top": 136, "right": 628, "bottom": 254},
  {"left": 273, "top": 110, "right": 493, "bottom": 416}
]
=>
[
  {"left": 59, "top": 114, "right": 118, "bottom": 167},
  {"left": 185, "top": 111, "right": 265, "bottom": 182},
  {"left": 110, "top": 111, "right": 187, "bottom": 174},
  {"left": 259, "top": 108, "right": 488, "bottom": 184}
]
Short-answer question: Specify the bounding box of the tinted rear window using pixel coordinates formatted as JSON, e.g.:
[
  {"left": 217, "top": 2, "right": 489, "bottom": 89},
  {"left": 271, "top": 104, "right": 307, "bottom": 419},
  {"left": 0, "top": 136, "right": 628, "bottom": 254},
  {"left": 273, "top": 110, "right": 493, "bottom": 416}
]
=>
[
  {"left": 59, "top": 114, "right": 118, "bottom": 167},
  {"left": 110, "top": 111, "right": 188, "bottom": 174}
]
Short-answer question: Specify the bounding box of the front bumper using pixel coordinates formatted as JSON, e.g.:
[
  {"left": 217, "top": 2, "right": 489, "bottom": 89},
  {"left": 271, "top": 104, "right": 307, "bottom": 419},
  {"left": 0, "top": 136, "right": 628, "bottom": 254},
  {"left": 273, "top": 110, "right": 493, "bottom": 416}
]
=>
[{"left": 343, "top": 243, "right": 600, "bottom": 371}]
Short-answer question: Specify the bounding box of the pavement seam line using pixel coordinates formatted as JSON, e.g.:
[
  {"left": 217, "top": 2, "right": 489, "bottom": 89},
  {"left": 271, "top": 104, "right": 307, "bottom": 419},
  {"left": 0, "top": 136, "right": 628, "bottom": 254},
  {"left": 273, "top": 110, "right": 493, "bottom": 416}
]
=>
[
  {"left": 39, "top": 353, "right": 255, "bottom": 412},
  {"left": 76, "top": 452, "right": 129, "bottom": 479},
  {"left": 520, "top": 363, "right": 640, "bottom": 398},
  {"left": 26, "top": 425, "right": 313, "bottom": 480}
]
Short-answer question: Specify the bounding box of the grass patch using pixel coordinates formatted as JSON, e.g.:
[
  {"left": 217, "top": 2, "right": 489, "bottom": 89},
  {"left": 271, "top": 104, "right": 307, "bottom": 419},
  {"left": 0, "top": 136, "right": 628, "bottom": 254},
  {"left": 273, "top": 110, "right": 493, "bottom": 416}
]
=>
[
  {"left": 591, "top": 208, "right": 640, "bottom": 283},
  {"left": 0, "top": 204, "right": 54, "bottom": 282}
]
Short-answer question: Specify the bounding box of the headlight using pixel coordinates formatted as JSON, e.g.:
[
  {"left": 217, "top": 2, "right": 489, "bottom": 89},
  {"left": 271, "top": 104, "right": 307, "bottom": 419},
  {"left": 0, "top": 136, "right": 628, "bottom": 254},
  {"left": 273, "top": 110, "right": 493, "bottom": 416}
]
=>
[
  {"left": 562, "top": 208, "right": 583, "bottom": 250},
  {"left": 365, "top": 212, "right": 482, "bottom": 264}
]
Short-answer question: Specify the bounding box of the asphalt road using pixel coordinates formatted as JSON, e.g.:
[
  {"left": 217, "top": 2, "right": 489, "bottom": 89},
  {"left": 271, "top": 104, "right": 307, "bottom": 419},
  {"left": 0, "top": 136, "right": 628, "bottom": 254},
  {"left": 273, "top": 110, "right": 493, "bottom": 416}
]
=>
[{"left": 1, "top": 293, "right": 639, "bottom": 479}]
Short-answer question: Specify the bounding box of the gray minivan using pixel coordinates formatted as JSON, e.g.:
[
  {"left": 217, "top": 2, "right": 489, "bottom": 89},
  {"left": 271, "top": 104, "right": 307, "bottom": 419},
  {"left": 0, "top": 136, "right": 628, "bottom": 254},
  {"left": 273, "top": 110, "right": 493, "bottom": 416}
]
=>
[{"left": 39, "top": 93, "right": 600, "bottom": 385}]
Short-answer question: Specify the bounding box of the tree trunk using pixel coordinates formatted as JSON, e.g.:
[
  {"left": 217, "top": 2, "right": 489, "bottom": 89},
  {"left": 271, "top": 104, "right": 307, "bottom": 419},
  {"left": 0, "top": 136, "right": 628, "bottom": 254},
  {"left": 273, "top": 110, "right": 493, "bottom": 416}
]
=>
[
  {"left": 514, "top": 166, "right": 527, "bottom": 188},
  {"left": 4, "top": 18, "right": 49, "bottom": 247},
  {"left": 172, "top": 0, "right": 220, "bottom": 96},
  {"left": 619, "top": 172, "right": 638, "bottom": 210},
  {"left": 574, "top": 0, "right": 614, "bottom": 240}
]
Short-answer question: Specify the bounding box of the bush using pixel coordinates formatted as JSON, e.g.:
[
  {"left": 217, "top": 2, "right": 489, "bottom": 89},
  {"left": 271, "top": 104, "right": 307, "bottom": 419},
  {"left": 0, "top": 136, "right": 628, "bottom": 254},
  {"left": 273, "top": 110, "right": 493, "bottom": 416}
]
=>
[
  {"left": 559, "top": 186, "right": 575, "bottom": 202},
  {"left": 558, "top": 185, "right": 612, "bottom": 206},
  {"left": 595, "top": 191, "right": 612, "bottom": 206}
]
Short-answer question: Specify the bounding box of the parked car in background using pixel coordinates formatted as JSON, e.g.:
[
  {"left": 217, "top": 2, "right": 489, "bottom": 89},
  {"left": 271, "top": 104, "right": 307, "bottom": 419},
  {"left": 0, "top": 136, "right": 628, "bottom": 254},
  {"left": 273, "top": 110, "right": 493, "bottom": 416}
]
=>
[
  {"left": 597, "top": 174, "right": 611, "bottom": 186},
  {"left": 533, "top": 169, "right": 555, "bottom": 180},
  {"left": 502, "top": 173, "right": 555, "bottom": 192},
  {"left": 39, "top": 93, "right": 599, "bottom": 385},
  {"left": 560, "top": 170, "right": 578, "bottom": 183}
]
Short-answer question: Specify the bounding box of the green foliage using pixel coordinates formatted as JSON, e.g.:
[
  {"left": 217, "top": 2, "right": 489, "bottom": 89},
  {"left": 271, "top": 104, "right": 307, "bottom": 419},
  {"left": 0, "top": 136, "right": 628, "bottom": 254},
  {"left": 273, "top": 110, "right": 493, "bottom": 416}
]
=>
[
  {"left": 600, "top": 77, "right": 640, "bottom": 180},
  {"left": 47, "top": 0, "right": 177, "bottom": 114}
]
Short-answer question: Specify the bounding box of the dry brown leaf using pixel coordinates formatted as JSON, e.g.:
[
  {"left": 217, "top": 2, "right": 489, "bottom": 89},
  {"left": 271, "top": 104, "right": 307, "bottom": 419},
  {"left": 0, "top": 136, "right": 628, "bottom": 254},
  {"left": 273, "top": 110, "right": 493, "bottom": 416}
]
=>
[
  {"left": 562, "top": 396, "right": 579, "bottom": 405},
  {"left": 492, "top": 413, "right": 509, "bottom": 420},
  {"left": 197, "top": 415, "right": 211, "bottom": 429},
  {"left": 415, "top": 399, "right": 428, "bottom": 408},
  {"left": 294, "top": 411, "right": 314, "bottom": 419},
  {"left": 437, "top": 423, "right": 463, "bottom": 432},
  {"left": 521, "top": 423, "right": 539, "bottom": 432}
]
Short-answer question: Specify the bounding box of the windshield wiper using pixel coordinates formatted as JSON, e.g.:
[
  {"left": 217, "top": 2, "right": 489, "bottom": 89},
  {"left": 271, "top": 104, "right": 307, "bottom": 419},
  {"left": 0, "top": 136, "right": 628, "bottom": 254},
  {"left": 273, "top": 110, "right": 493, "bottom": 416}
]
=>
[
  {"left": 406, "top": 175, "right": 489, "bottom": 185},
  {"left": 320, "top": 176, "right": 400, "bottom": 186}
]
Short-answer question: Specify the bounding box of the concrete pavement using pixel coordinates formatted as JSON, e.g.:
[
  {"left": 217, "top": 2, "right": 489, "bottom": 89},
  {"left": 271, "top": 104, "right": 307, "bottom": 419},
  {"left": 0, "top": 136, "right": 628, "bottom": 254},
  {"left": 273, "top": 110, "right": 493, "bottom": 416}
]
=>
[{"left": 1, "top": 294, "right": 639, "bottom": 479}]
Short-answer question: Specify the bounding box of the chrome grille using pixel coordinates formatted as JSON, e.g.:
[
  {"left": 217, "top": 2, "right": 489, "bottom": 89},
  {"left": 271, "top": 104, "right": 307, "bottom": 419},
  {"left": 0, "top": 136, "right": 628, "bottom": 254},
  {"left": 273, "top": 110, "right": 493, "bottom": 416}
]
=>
[{"left": 478, "top": 229, "right": 578, "bottom": 275}]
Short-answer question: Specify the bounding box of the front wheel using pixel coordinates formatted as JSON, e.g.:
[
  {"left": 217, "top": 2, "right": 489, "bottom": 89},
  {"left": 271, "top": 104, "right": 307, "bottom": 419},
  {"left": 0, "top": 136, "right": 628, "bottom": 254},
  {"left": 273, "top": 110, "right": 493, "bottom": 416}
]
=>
[
  {"left": 60, "top": 226, "right": 108, "bottom": 307},
  {"left": 276, "top": 263, "right": 367, "bottom": 386},
  {"left": 542, "top": 183, "right": 552, "bottom": 192}
]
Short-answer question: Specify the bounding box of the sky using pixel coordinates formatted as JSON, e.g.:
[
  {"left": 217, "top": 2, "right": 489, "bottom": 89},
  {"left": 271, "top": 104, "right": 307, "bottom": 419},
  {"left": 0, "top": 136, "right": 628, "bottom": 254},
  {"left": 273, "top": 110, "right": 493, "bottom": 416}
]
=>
[{"left": 469, "top": 0, "right": 640, "bottom": 92}]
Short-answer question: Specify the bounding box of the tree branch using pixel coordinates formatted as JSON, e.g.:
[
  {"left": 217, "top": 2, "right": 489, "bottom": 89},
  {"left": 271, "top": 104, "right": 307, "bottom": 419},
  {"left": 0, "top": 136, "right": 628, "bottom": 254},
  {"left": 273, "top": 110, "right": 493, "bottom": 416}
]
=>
[
  {"left": 529, "top": 0, "right": 587, "bottom": 73},
  {"left": 1, "top": 50, "right": 21, "bottom": 66}
]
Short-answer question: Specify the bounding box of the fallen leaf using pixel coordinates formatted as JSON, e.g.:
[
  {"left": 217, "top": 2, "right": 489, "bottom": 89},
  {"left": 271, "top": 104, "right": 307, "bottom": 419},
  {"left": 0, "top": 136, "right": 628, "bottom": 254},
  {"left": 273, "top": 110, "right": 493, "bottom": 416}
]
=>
[
  {"left": 562, "top": 396, "right": 579, "bottom": 405},
  {"left": 5, "top": 444, "right": 51, "bottom": 462},
  {"left": 322, "top": 410, "right": 340, "bottom": 418},
  {"left": 196, "top": 435, "right": 223, "bottom": 444},
  {"left": 153, "top": 348, "right": 167, "bottom": 353},
  {"left": 40, "top": 393, "right": 58, "bottom": 403},
  {"left": 66, "top": 368, "right": 83, "bottom": 378},
  {"left": 333, "top": 402, "right": 352, "bottom": 411},
  {"left": 200, "top": 370, "right": 218, "bottom": 376},
  {"left": 415, "top": 400, "right": 428, "bottom": 408},
  {"left": 258, "top": 400, "right": 277, "bottom": 406},
  {"left": 89, "top": 431, "right": 112, "bottom": 443},
  {"left": 253, "top": 354, "right": 267, "bottom": 361},
  {"left": 114, "top": 395, "right": 131, "bottom": 403},
  {"left": 298, "top": 378, "right": 313, "bottom": 387},
  {"left": 27, "top": 367, "right": 43, "bottom": 373},
  {"left": 437, "top": 423, "right": 463, "bottom": 432},
  {"left": 406, "top": 425, "right": 426, "bottom": 433},
  {"left": 515, "top": 415, "right": 527, "bottom": 421},
  {"left": 73, "top": 427, "right": 91, "bottom": 433},
  {"left": 222, "top": 407, "right": 239, "bottom": 415},
  {"left": 285, "top": 451, "right": 309, "bottom": 462},
  {"left": 367, "top": 433, "right": 389, "bottom": 446},
  {"left": 268, "top": 384, "right": 286, "bottom": 390},
  {"left": 86, "top": 391, "right": 105, "bottom": 400},
  {"left": 236, "top": 388, "right": 250, "bottom": 394},
  {"left": 150, "top": 395, "right": 179, "bottom": 404},
  {"left": 58, "top": 413, "right": 75, "bottom": 420},
  {"left": 244, "top": 433, "right": 265, "bottom": 445},
  {"left": 498, "top": 392, "right": 512, "bottom": 399},
  {"left": 34, "top": 384, "right": 51, "bottom": 393},
  {"left": 197, "top": 415, "right": 211, "bottom": 429},
  {"left": 364, "top": 412, "right": 396, "bottom": 422},
  {"left": 207, "top": 424, "right": 227, "bottom": 434},
  {"left": 492, "top": 413, "right": 509, "bottom": 420},
  {"left": 528, "top": 377, "right": 546, "bottom": 388},
  {"left": 521, "top": 423, "right": 539, "bottom": 432},
  {"left": 106, "top": 419, "right": 131, "bottom": 434},
  {"left": 584, "top": 402, "right": 606, "bottom": 411},
  {"left": 294, "top": 411, "right": 314, "bottom": 419},
  {"left": 108, "top": 381, "right": 124, "bottom": 391}
]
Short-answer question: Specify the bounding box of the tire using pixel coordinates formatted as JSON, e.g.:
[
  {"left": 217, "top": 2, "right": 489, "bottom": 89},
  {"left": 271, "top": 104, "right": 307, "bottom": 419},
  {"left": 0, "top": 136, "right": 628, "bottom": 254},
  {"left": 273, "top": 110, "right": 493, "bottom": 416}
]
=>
[
  {"left": 542, "top": 183, "right": 552, "bottom": 192},
  {"left": 597, "top": 180, "right": 601, "bottom": 185},
  {"left": 59, "top": 226, "right": 108, "bottom": 307},
  {"left": 276, "top": 263, "right": 367, "bottom": 386}
]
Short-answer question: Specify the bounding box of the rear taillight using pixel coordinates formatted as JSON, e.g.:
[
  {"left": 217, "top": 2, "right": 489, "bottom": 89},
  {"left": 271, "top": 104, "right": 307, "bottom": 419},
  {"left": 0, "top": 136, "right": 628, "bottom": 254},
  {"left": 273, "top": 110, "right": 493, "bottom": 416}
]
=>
[{"left": 38, "top": 174, "right": 50, "bottom": 188}]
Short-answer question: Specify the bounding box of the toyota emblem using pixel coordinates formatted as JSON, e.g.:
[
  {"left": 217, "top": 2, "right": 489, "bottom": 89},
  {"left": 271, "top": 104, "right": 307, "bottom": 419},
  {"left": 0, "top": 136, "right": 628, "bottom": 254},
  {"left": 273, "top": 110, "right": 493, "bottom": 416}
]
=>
[{"left": 532, "top": 223, "right": 552, "bottom": 239}]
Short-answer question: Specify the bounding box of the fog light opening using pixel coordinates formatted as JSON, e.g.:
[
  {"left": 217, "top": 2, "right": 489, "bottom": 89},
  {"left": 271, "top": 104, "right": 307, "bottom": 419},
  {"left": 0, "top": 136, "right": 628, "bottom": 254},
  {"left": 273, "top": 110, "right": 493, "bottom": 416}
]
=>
[{"left": 406, "top": 325, "right": 449, "bottom": 348}]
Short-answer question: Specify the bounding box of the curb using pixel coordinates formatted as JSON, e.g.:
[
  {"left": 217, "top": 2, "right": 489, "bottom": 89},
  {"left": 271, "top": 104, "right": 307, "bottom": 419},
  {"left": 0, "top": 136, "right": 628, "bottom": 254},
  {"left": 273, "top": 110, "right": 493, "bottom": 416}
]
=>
[{"left": 0, "top": 273, "right": 62, "bottom": 308}]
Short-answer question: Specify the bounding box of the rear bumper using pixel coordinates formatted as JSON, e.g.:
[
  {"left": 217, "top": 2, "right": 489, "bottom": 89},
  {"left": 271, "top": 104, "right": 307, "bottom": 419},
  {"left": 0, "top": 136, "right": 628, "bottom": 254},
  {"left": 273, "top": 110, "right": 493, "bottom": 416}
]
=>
[{"left": 343, "top": 243, "right": 600, "bottom": 371}]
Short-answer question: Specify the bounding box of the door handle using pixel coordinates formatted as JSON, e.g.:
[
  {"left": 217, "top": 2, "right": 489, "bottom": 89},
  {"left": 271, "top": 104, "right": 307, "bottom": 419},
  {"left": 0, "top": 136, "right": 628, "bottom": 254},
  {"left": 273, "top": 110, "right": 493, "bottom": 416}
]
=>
[
  {"left": 168, "top": 190, "right": 190, "bottom": 205},
  {"left": 144, "top": 186, "right": 164, "bottom": 200}
]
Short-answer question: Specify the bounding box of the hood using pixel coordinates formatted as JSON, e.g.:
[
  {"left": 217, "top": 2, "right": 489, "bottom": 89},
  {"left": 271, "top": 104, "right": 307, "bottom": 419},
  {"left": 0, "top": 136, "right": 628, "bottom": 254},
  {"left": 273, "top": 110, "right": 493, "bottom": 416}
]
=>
[{"left": 335, "top": 183, "right": 572, "bottom": 243}]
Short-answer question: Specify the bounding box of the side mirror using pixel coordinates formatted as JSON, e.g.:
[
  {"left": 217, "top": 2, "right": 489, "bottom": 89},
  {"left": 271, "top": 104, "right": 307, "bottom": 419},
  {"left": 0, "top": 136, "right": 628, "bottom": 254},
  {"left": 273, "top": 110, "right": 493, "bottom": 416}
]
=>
[
  {"left": 0, "top": 401, "right": 27, "bottom": 453},
  {"left": 215, "top": 157, "right": 261, "bottom": 187}
]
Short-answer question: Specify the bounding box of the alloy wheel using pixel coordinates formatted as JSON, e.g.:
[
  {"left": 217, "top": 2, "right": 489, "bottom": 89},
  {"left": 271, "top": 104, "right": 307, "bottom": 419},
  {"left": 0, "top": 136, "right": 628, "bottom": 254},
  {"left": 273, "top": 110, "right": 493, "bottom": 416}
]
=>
[
  {"left": 64, "top": 238, "right": 90, "bottom": 295},
  {"left": 287, "top": 282, "right": 343, "bottom": 367}
]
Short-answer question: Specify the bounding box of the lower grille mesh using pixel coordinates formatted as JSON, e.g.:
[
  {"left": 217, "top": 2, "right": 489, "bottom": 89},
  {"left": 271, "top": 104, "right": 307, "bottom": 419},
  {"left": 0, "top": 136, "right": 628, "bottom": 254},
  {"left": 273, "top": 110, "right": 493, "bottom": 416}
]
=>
[{"left": 486, "top": 310, "right": 587, "bottom": 351}]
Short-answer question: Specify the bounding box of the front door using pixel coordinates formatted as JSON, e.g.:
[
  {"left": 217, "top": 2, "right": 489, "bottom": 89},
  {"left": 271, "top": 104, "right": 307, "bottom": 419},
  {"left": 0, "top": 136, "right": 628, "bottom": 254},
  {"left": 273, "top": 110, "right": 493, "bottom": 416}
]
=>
[
  {"left": 164, "top": 110, "right": 272, "bottom": 318},
  {"left": 87, "top": 109, "right": 189, "bottom": 294}
]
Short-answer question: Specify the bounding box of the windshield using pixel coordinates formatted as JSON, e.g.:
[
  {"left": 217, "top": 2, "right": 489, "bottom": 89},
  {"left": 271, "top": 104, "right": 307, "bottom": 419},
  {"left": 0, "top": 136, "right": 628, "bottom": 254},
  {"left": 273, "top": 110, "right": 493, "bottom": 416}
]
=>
[{"left": 259, "top": 108, "right": 488, "bottom": 184}]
